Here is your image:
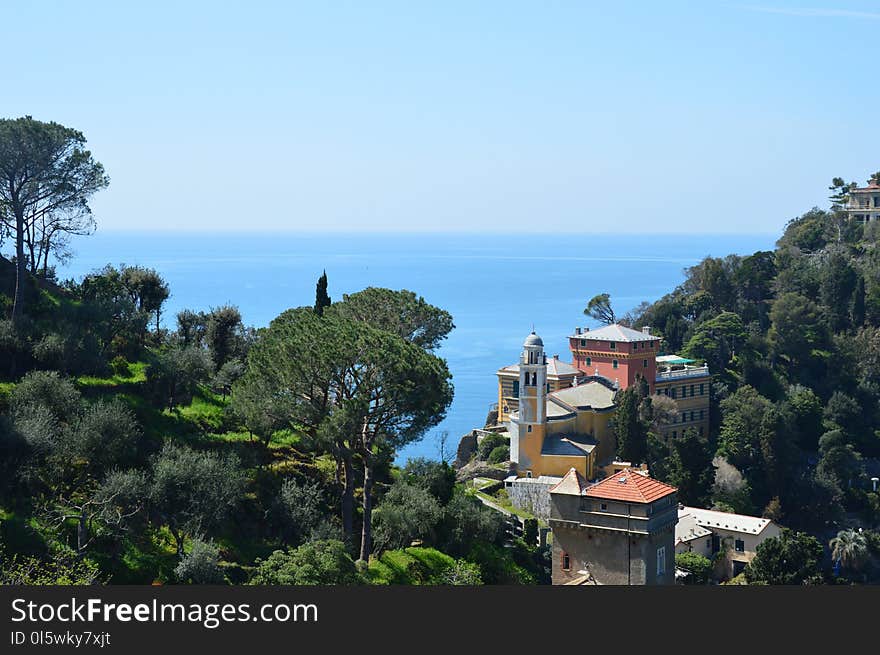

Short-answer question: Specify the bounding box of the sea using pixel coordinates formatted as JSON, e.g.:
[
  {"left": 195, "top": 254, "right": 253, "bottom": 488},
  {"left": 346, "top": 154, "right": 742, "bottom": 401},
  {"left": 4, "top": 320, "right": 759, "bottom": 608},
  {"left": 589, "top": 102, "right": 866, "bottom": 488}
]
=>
[{"left": 56, "top": 231, "right": 776, "bottom": 463}]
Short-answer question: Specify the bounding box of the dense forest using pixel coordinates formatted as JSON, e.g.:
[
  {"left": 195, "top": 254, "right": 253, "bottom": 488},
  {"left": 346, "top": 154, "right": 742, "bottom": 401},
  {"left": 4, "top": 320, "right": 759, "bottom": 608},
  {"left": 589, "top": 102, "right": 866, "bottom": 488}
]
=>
[{"left": 606, "top": 171, "right": 880, "bottom": 583}]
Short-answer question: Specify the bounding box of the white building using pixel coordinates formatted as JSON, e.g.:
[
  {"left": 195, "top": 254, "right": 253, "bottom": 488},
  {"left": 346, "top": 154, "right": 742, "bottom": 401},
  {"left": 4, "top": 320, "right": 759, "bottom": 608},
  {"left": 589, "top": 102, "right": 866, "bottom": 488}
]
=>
[
  {"left": 845, "top": 182, "right": 880, "bottom": 223},
  {"left": 674, "top": 506, "right": 782, "bottom": 579}
]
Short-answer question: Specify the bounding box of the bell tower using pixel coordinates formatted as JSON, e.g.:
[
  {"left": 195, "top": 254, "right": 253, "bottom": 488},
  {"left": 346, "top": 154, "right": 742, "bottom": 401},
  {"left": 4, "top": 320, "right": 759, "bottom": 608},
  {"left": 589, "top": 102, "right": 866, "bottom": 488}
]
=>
[{"left": 511, "top": 331, "right": 547, "bottom": 475}]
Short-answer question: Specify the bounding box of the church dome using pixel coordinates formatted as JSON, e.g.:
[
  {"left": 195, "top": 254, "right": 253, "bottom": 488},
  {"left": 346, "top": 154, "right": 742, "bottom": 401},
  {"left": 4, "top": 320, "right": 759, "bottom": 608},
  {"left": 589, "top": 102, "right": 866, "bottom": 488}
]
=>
[{"left": 523, "top": 331, "right": 543, "bottom": 347}]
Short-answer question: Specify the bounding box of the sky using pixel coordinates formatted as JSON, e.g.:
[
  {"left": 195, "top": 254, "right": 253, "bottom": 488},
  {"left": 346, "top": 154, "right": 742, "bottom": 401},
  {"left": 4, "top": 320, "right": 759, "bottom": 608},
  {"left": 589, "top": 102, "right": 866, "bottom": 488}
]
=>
[{"left": 3, "top": 1, "right": 878, "bottom": 234}]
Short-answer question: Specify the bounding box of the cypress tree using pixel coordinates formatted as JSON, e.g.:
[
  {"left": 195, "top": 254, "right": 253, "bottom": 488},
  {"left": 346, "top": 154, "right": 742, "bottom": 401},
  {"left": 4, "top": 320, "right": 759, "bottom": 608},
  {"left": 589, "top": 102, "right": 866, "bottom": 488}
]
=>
[
  {"left": 614, "top": 388, "right": 647, "bottom": 465},
  {"left": 851, "top": 275, "right": 866, "bottom": 329},
  {"left": 314, "top": 270, "right": 331, "bottom": 317}
]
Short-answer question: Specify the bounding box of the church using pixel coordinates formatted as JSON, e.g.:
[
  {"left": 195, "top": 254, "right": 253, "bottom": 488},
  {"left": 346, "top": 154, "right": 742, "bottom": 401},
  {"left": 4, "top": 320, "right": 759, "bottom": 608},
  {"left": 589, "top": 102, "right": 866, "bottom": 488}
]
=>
[
  {"left": 505, "top": 331, "right": 618, "bottom": 480},
  {"left": 499, "top": 323, "right": 712, "bottom": 480}
]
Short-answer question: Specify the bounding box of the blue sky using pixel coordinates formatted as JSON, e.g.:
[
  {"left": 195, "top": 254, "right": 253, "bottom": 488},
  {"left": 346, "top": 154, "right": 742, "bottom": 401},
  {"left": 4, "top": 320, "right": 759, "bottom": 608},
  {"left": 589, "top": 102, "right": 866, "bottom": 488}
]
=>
[{"left": 4, "top": 1, "right": 878, "bottom": 234}]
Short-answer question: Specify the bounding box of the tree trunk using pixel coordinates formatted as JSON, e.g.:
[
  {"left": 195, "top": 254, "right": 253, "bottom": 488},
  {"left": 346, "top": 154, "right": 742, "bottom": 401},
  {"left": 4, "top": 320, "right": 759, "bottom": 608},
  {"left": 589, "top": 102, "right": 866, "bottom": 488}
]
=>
[
  {"left": 12, "top": 209, "right": 25, "bottom": 322},
  {"left": 77, "top": 510, "right": 89, "bottom": 555},
  {"left": 359, "top": 460, "right": 374, "bottom": 562},
  {"left": 341, "top": 452, "right": 354, "bottom": 540}
]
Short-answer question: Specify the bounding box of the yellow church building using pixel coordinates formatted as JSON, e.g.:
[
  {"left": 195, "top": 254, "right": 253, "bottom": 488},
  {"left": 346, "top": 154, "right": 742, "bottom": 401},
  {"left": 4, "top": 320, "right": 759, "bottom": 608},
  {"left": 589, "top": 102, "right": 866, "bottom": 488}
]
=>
[{"left": 506, "top": 331, "right": 617, "bottom": 480}]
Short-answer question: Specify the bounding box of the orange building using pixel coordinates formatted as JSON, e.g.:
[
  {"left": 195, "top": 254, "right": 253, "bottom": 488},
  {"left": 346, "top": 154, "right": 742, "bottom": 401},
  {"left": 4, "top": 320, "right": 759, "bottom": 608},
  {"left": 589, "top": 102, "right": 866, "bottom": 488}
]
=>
[{"left": 569, "top": 324, "right": 660, "bottom": 392}]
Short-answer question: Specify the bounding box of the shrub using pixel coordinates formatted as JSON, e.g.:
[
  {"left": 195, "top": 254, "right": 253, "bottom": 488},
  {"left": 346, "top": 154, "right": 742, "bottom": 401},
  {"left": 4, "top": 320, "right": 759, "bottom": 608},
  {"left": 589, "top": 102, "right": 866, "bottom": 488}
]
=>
[
  {"left": 487, "top": 444, "right": 510, "bottom": 464},
  {"left": 110, "top": 356, "right": 130, "bottom": 377},
  {"left": 250, "top": 541, "right": 361, "bottom": 585},
  {"left": 477, "top": 433, "right": 508, "bottom": 460},
  {"left": 9, "top": 370, "right": 81, "bottom": 424},
  {"left": 174, "top": 539, "right": 226, "bottom": 584},
  {"left": 675, "top": 552, "right": 713, "bottom": 584}
]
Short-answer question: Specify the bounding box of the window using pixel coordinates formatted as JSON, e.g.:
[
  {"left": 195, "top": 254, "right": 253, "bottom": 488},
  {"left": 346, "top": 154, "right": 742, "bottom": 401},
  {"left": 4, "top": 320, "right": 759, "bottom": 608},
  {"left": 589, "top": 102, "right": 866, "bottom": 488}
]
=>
[
  {"left": 610, "top": 341, "right": 616, "bottom": 350},
  {"left": 562, "top": 552, "right": 571, "bottom": 571},
  {"left": 527, "top": 425, "right": 532, "bottom": 433},
  {"left": 699, "top": 409, "right": 704, "bottom": 420},
  {"left": 600, "top": 503, "right": 608, "bottom": 511},
  {"left": 699, "top": 427, "right": 704, "bottom": 436},
  {"left": 643, "top": 359, "right": 648, "bottom": 368},
  {"left": 672, "top": 431, "right": 677, "bottom": 439},
  {"left": 681, "top": 413, "right": 686, "bottom": 423},
  {"left": 735, "top": 539, "right": 745, "bottom": 553},
  {"left": 526, "top": 470, "right": 532, "bottom": 478},
  {"left": 689, "top": 384, "right": 694, "bottom": 397},
  {"left": 670, "top": 388, "right": 677, "bottom": 399},
  {"left": 512, "top": 381, "right": 519, "bottom": 396},
  {"left": 656, "top": 547, "right": 666, "bottom": 575},
  {"left": 699, "top": 383, "right": 704, "bottom": 395},
  {"left": 546, "top": 383, "right": 551, "bottom": 393},
  {"left": 690, "top": 411, "right": 695, "bottom": 422},
  {"left": 580, "top": 339, "right": 586, "bottom": 347},
  {"left": 612, "top": 360, "right": 619, "bottom": 369},
  {"left": 585, "top": 357, "right": 591, "bottom": 367},
  {"left": 706, "top": 538, "right": 712, "bottom": 549}
]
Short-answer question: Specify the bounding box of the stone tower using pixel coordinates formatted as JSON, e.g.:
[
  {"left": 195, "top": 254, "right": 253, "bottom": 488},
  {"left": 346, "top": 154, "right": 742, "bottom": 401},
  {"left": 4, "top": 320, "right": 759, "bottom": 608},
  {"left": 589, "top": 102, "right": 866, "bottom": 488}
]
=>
[{"left": 510, "top": 331, "right": 547, "bottom": 476}]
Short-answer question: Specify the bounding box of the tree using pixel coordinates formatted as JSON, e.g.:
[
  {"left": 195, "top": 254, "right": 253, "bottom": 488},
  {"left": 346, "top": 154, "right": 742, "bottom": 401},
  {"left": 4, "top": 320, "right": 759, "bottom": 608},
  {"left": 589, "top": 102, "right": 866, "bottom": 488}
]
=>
[
  {"left": 276, "top": 477, "right": 328, "bottom": 546},
  {"left": 829, "top": 529, "right": 869, "bottom": 579},
  {"left": 119, "top": 266, "right": 170, "bottom": 333},
  {"left": 820, "top": 249, "right": 857, "bottom": 333},
  {"left": 0, "top": 117, "right": 108, "bottom": 321},
  {"left": 249, "top": 540, "right": 362, "bottom": 585},
  {"left": 768, "top": 292, "right": 827, "bottom": 368},
  {"left": 828, "top": 177, "right": 854, "bottom": 207},
  {"left": 145, "top": 346, "right": 212, "bottom": 410},
  {"left": 212, "top": 358, "right": 246, "bottom": 400},
  {"left": 665, "top": 430, "right": 714, "bottom": 506},
  {"left": 675, "top": 552, "right": 712, "bottom": 584},
  {"left": 614, "top": 387, "right": 647, "bottom": 465},
  {"left": 372, "top": 482, "right": 443, "bottom": 552},
  {"left": 744, "top": 530, "right": 824, "bottom": 585},
  {"left": 335, "top": 287, "right": 454, "bottom": 350},
  {"left": 852, "top": 275, "right": 866, "bottom": 329},
  {"left": 149, "top": 443, "right": 246, "bottom": 555},
  {"left": 584, "top": 293, "right": 615, "bottom": 325},
  {"left": 176, "top": 309, "right": 207, "bottom": 348},
  {"left": 717, "top": 385, "right": 772, "bottom": 470},
  {"left": 175, "top": 539, "right": 226, "bottom": 584},
  {"left": 232, "top": 299, "right": 453, "bottom": 560},
  {"left": 49, "top": 469, "right": 147, "bottom": 555},
  {"left": 682, "top": 311, "right": 749, "bottom": 375},
  {"left": 204, "top": 305, "right": 246, "bottom": 370},
  {"left": 314, "top": 270, "right": 331, "bottom": 317},
  {"left": 401, "top": 458, "right": 456, "bottom": 505}
]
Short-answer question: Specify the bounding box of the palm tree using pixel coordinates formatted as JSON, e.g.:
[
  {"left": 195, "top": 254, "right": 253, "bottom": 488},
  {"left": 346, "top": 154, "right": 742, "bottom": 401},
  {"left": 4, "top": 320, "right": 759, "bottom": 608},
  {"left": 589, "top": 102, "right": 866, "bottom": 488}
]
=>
[{"left": 830, "top": 529, "right": 868, "bottom": 579}]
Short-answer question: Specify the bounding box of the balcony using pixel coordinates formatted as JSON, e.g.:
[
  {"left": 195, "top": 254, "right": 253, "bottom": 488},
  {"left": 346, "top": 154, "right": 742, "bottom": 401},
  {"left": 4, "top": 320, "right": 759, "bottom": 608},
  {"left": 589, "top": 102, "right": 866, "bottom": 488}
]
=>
[{"left": 656, "top": 364, "right": 710, "bottom": 381}]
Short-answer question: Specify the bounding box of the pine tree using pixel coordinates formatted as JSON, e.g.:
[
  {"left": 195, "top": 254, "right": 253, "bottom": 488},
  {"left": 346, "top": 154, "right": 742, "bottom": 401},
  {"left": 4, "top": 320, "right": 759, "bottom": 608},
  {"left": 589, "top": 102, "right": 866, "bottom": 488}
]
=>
[{"left": 314, "top": 270, "right": 331, "bottom": 317}]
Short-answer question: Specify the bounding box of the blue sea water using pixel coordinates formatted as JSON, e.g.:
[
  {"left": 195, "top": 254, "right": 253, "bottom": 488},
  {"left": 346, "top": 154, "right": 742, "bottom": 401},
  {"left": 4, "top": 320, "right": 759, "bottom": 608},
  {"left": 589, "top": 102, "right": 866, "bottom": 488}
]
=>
[{"left": 57, "top": 232, "right": 776, "bottom": 463}]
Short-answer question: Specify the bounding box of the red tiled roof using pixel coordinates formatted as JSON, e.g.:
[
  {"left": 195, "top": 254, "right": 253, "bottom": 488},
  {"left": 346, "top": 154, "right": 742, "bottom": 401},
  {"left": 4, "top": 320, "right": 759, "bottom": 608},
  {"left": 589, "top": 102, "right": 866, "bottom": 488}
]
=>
[{"left": 584, "top": 468, "right": 677, "bottom": 504}]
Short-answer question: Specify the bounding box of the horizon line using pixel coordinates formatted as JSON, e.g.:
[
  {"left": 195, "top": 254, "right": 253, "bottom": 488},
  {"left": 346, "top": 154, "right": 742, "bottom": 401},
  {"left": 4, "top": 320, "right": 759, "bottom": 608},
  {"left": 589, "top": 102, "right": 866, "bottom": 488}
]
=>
[{"left": 79, "top": 228, "right": 780, "bottom": 237}]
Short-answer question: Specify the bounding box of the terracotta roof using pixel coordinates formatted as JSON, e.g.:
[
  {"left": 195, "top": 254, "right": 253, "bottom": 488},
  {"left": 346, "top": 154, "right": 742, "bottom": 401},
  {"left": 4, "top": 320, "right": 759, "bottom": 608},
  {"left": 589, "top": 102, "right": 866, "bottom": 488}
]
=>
[
  {"left": 569, "top": 324, "right": 661, "bottom": 343},
  {"left": 548, "top": 468, "right": 590, "bottom": 496},
  {"left": 584, "top": 469, "right": 677, "bottom": 504}
]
